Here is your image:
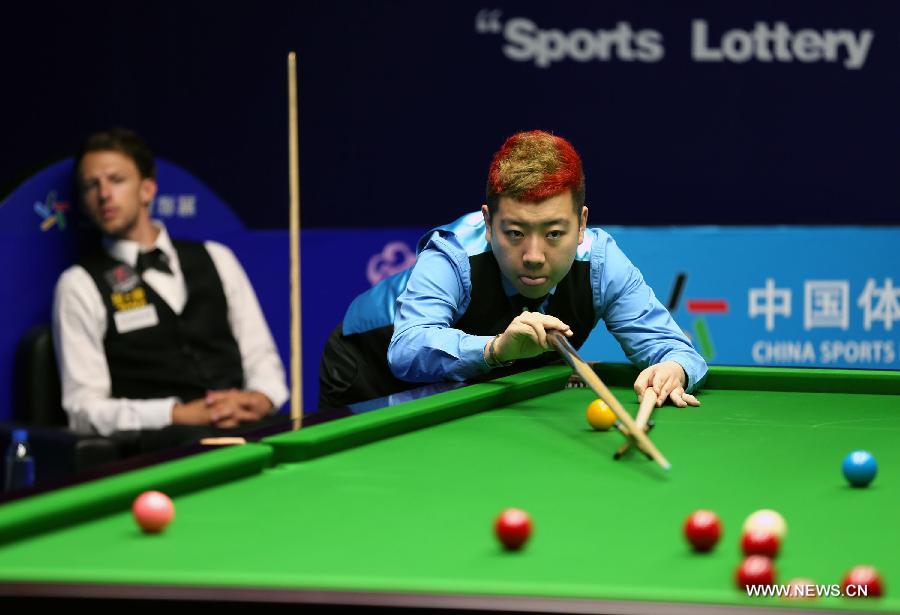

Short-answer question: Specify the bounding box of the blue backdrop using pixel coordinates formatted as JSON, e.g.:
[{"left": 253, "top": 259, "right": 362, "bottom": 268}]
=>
[
  {"left": 2, "top": 1, "right": 899, "bottom": 228},
  {"left": 0, "top": 2, "right": 897, "bottom": 424}
]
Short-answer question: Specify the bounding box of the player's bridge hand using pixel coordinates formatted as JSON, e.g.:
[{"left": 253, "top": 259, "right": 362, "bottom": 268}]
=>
[
  {"left": 495, "top": 312, "right": 573, "bottom": 362},
  {"left": 634, "top": 360, "right": 700, "bottom": 408}
]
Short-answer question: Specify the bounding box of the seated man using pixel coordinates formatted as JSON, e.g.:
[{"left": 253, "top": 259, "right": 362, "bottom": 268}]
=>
[
  {"left": 320, "top": 130, "right": 706, "bottom": 408},
  {"left": 53, "top": 128, "right": 288, "bottom": 448}
]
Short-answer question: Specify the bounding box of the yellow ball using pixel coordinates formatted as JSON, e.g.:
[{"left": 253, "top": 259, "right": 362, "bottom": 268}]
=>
[{"left": 586, "top": 399, "right": 616, "bottom": 431}]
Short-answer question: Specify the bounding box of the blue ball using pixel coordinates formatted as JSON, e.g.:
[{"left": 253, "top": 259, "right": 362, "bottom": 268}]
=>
[{"left": 842, "top": 450, "right": 877, "bottom": 487}]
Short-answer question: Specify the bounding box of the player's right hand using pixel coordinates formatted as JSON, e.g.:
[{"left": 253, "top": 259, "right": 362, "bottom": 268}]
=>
[
  {"left": 494, "top": 312, "right": 573, "bottom": 362},
  {"left": 171, "top": 398, "right": 214, "bottom": 426}
]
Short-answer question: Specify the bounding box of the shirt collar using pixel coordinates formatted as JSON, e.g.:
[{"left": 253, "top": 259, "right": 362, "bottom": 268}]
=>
[{"left": 104, "top": 221, "right": 176, "bottom": 268}]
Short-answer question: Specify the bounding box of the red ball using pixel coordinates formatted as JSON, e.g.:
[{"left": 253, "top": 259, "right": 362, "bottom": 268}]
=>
[
  {"left": 842, "top": 565, "right": 884, "bottom": 598},
  {"left": 494, "top": 508, "right": 532, "bottom": 551},
  {"left": 736, "top": 555, "right": 776, "bottom": 590},
  {"left": 132, "top": 490, "right": 175, "bottom": 533},
  {"left": 741, "top": 529, "right": 780, "bottom": 558},
  {"left": 684, "top": 510, "right": 722, "bottom": 552}
]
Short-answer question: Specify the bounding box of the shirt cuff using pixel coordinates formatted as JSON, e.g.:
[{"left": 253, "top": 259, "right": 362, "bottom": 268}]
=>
[
  {"left": 144, "top": 397, "right": 180, "bottom": 430},
  {"left": 461, "top": 335, "right": 495, "bottom": 377},
  {"left": 664, "top": 352, "right": 708, "bottom": 394}
]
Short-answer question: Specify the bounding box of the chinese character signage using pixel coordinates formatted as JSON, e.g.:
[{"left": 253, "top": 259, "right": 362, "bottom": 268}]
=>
[{"left": 582, "top": 228, "right": 899, "bottom": 369}]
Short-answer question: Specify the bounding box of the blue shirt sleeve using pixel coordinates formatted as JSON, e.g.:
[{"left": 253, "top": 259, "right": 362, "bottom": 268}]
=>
[
  {"left": 592, "top": 232, "right": 708, "bottom": 393},
  {"left": 388, "top": 237, "right": 493, "bottom": 383}
]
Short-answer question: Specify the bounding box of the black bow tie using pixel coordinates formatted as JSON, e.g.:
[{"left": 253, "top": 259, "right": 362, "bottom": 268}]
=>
[
  {"left": 511, "top": 293, "right": 548, "bottom": 313},
  {"left": 135, "top": 248, "right": 173, "bottom": 275}
]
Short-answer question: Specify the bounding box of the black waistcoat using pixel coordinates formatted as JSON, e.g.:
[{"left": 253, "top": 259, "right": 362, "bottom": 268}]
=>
[
  {"left": 319, "top": 250, "right": 596, "bottom": 407},
  {"left": 454, "top": 252, "right": 596, "bottom": 371},
  {"left": 80, "top": 240, "right": 244, "bottom": 402}
]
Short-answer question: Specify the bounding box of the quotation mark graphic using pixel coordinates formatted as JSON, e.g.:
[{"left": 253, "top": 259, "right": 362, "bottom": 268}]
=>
[{"left": 475, "top": 9, "right": 503, "bottom": 34}]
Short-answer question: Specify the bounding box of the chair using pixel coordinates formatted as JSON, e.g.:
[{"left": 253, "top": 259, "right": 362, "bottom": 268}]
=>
[
  {"left": 13, "top": 324, "right": 66, "bottom": 427},
  {"left": 6, "top": 324, "right": 135, "bottom": 484}
]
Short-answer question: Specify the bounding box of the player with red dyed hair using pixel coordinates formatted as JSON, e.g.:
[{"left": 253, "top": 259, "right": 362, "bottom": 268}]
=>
[{"left": 319, "top": 131, "right": 706, "bottom": 408}]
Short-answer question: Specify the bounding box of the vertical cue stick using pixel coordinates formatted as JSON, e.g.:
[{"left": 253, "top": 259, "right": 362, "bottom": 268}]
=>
[
  {"left": 547, "top": 331, "right": 671, "bottom": 470},
  {"left": 614, "top": 389, "right": 658, "bottom": 459},
  {"left": 288, "top": 51, "right": 303, "bottom": 429}
]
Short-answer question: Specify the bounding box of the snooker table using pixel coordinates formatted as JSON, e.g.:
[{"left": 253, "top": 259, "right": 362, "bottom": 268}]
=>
[{"left": 0, "top": 364, "right": 897, "bottom": 614}]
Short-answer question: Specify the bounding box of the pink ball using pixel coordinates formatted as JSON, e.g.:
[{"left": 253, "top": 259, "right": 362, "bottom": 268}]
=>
[{"left": 132, "top": 490, "right": 175, "bottom": 533}]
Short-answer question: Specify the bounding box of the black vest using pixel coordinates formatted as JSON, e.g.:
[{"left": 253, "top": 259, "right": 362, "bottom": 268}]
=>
[
  {"left": 454, "top": 252, "right": 595, "bottom": 373},
  {"left": 455, "top": 252, "right": 593, "bottom": 340},
  {"left": 318, "top": 251, "right": 596, "bottom": 407},
  {"left": 81, "top": 240, "right": 244, "bottom": 402}
]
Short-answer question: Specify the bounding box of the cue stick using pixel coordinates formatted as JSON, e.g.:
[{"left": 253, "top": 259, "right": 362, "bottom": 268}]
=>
[
  {"left": 613, "top": 389, "right": 658, "bottom": 459},
  {"left": 288, "top": 51, "right": 303, "bottom": 429},
  {"left": 613, "top": 420, "right": 654, "bottom": 460},
  {"left": 547, "top": 331, "right": 671, "bottom": 470}
]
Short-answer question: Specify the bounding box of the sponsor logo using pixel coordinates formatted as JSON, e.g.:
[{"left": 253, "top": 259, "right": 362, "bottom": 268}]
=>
[
  {"left": 748, "top": 278, "right": 897, "bottom": 366},
  {"left": 667, "top": 272, "right": 725, "bottom": 361},
  {"left": 692, "top": 20, "right": 873, "bottom": 70},
  {"left": 110, "top": 287, "right": 148, "bottom": 312},
  {"left": 367, "top": 241, "right": 417, "bottom": 286},
  {"left": 477, "top": 10, "right": 663, "bottom": 68},
  {"left": 104, "top": 265, "right": 141, "bottom": 293},
  {"left": 34, "top": 190, "right": 70, "bottom": 231},
  {"left": 151, "top": 194, "right": 197, "bottom": 218},
  {"left": 476, "top": 11, "right": 874, "bottom": 70}
]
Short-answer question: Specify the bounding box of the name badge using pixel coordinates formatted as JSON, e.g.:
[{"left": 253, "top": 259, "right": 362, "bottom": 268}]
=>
[
  {"left": 114, "top": 304, "right": 159, "bottom": 333},
  {"left": 111, "top": 287, "right": 148, "bottom": 311}
]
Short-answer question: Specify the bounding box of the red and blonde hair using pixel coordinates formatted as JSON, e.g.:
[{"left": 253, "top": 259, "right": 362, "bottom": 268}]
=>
[{"left": 486, "top": 130, "right": 585, "bottom": 215}]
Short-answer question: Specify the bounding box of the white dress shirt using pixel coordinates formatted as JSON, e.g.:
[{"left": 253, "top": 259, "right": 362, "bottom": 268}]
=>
[{"left": 52, "top": 223, "right": 289, "bottom": 436}]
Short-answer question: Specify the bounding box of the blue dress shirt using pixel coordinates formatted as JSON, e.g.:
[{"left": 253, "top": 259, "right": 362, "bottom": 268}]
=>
[{"left": 384, "top": 213, "right": 707, "bottom": 393}]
